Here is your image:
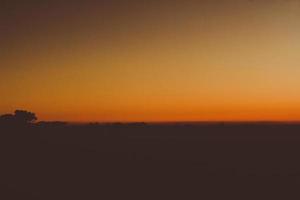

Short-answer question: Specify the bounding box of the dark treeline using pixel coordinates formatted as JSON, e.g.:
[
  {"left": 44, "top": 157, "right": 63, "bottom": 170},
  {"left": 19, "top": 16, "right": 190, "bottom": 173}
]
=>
[{"left": 1, "top": 111, "right": 300, "bottom": 199}]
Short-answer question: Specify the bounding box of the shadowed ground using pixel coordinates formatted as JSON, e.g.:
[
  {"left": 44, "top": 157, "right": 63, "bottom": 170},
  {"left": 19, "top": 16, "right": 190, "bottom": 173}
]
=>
[{"left": 1, "top": 123, "right": 300, "bottom": 199}]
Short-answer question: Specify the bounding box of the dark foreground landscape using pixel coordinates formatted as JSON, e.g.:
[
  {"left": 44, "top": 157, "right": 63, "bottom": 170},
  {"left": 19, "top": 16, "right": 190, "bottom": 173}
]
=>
[{"left": 2, "top": 122, "right": 300, "bottom": 199}]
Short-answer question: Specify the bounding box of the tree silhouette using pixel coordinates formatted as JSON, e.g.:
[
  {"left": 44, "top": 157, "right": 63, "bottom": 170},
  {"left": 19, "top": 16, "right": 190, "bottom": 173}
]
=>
[
  {"left": 0, "top": 114, "right": 14, "bottom": 122},
  {"left": 14, "top": 110, "right": 37, "bottom": 124},
  {"left": 0, "top": 110, "right": 37, "bottom": 125}
]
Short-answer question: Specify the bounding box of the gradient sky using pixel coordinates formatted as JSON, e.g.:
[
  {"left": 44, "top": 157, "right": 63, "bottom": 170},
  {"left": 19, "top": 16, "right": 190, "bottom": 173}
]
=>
[{"left": 1, "top": 0, "right": 300, "bottom": 122}]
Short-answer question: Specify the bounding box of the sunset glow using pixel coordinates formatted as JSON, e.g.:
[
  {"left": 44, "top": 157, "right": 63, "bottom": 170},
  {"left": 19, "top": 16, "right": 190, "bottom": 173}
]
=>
[{"left": 1, "top": 0, "right": 300, "bottom": 122}]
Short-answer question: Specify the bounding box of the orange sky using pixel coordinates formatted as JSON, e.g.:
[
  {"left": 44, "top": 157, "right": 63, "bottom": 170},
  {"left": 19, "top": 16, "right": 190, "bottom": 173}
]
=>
[{"left": 1, "top": 0, "right": 300, "bottom": 122}]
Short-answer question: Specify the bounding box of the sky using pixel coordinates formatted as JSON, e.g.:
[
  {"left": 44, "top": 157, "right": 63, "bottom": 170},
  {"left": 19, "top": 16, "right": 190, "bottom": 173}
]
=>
[{"left": 1, "top": 0, "right": 300, "bottom": 122}]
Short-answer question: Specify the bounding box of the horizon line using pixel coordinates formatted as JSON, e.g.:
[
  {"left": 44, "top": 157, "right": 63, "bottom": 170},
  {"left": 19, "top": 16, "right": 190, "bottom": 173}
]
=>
[{"left": 36, "top": 120, "right": 300, "bottom": 125}]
